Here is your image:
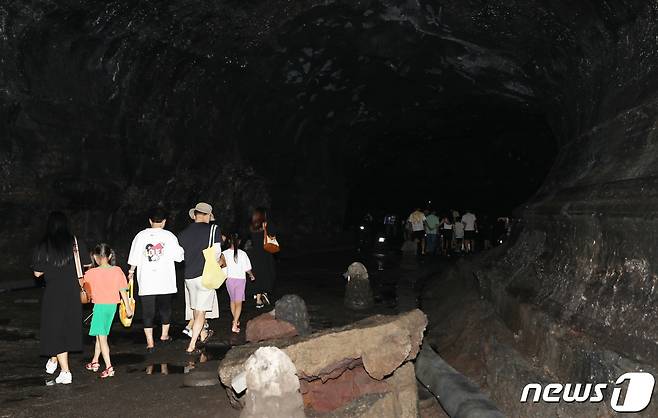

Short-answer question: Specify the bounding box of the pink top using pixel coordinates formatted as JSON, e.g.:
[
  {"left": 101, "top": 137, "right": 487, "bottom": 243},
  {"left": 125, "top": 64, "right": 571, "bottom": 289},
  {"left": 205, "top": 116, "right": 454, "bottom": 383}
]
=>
[{"left": 83, "top": 266, "right": 128, "bottom": 304}]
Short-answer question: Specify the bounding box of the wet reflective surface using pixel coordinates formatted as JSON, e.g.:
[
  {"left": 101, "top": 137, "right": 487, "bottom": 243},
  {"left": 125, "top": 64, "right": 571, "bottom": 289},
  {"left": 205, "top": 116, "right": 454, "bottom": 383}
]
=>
[{"left": 0, "top": 250, "right": 440, "bottom": 417}]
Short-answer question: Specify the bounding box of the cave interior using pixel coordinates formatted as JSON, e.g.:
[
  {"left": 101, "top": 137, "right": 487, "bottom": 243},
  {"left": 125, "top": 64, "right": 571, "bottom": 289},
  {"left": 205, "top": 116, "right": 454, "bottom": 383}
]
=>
[{"left": 2, "top": 0, "right": 658, "bottom": 415}]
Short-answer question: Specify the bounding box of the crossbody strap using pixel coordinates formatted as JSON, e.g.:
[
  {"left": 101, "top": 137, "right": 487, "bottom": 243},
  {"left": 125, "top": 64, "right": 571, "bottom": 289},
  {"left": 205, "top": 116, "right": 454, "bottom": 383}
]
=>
[
  {"left": 73, "top": 236, "right": 83, "bottom": 279},
  {"left": 262, "top": 222, "right": 268, "bottom": 245},
  {"left": 208, "top": 225, "right": 216, "bottom": 249}
]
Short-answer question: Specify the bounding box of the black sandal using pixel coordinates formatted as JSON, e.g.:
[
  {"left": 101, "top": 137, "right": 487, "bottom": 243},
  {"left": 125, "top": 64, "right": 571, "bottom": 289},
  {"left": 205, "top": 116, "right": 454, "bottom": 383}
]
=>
[{"left": 200, "top": 329, "right": 214, "bottom": 344}]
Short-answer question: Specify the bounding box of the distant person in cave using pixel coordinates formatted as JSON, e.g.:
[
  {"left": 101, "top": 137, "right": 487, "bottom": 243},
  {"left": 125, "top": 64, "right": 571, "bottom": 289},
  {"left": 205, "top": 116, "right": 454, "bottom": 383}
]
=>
[
  {"left": 424, "top": 209, "right": 441, "bottom": 256},
  {"left": 32, "top": 211, "right": 92, "bottom": 385},
  {"left": 247, "top": 207, "right": 277, "bottom": 309},
  {"left": 453, "top": 217, "right": 465, "bottom": 253},
  {"left": 461, "top": 210, "right": 478, "bottom": 254},
  {"left": 383, "top": 214, "right": 398, "bottom": 240},
  {"left": 493, "top": 217, "right": 510, "bottom": 246},
  {"left": 407, "top": 207, "right": 427, "bottom": 255},
  {"left": 127, "top": 206, "right": 184, "bottom": 352},
  {"left": 451, "top": 208, "right": 460, "bottom": 223},
  {"left": 439, "top": 214, "right": 453, "bottom": 256},
  {"left": 178, "top": 202, "right": 225, "bottom": 354}
]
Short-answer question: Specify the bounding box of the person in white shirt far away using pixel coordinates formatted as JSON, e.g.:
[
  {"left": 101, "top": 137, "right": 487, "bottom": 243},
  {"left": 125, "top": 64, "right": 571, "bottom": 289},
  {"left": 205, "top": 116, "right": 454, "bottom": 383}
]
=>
[
  {"left": 407, "top": 207, "right": 427, "bottom": 255},
  {"left": 461, "top": 210, "right": 478, "bottom": 254},
  {"left": 127, "top": 206, "right": 184, "bottom": 351}
]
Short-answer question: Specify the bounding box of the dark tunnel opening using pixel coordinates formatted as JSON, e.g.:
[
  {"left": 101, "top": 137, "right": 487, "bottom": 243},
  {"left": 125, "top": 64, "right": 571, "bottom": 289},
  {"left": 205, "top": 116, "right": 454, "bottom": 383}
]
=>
[{"left": 343, "top": 103, "right": 557, "bottom": 224}]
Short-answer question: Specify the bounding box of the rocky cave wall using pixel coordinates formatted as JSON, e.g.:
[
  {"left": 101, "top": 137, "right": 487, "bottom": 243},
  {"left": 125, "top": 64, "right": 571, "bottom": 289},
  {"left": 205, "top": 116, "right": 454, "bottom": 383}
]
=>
[{"left": 479, "top": 0, "right": 658, "bottom": 371}]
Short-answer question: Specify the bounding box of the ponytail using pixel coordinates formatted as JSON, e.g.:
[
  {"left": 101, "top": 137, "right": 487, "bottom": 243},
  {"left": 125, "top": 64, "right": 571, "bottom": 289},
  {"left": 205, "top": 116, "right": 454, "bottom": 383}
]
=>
[
  {"left": 229, "top": 233, "right": 241, "bottom": 263},
  {"left": 91, "top": 243, "right": 116, "bottom": 266}
]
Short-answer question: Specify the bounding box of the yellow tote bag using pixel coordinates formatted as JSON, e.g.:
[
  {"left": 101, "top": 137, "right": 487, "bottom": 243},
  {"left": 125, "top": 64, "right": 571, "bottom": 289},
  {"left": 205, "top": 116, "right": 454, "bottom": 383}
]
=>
[
  {"left": 119, "top": 279, "right": 135, "bottom": 327},
  {"left": 201, "top": 224, "right": 226, "bottom": 290}
]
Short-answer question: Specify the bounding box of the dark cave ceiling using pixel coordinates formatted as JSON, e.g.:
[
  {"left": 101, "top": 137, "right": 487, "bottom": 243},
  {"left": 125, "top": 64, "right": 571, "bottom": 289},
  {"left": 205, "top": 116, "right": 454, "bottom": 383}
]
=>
[{"left": 0, "top": 0, "right": 655, "bottom": 261}]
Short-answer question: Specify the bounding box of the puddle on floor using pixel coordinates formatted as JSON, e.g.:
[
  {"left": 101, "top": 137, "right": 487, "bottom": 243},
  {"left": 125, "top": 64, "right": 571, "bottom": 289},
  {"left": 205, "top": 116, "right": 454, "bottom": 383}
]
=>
[
  {"left": 126, "top": 344, "right": 230, "bottom": 376},
  {"left": 111, "top": 353, "right": 146, "bottom": 365},
  {"left": 203, "top": 344, "right": 231, "bottom": 361},
  {"left": 128, "top": 363, "right": 187, "bottom": 375}
]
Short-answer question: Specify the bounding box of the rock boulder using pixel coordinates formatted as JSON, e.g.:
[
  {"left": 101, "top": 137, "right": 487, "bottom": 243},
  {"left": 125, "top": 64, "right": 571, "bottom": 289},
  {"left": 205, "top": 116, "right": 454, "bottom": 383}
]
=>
[
  {"left": 344, "top": 262, "right": 374, "bottom": 310},
  {"left": 241, "top": 347, "right": 306, "bottom": 418},
  {"left": 246, "top": 312, "right": 298, "bottom": 343},
  {"left": 220, "top": 309, "right": 427, "bottom": 416},
  {"left": 274, "top": 294, "right": 311, "bottom": 336}
]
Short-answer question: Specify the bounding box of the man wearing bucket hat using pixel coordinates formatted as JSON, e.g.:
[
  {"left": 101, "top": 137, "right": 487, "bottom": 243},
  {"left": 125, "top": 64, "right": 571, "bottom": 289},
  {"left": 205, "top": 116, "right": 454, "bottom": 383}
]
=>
[
  {"left": 183, "top": 204, "right": 220, "bottom": 338},
  {"left": 178, "top": 202, "right": 225, "bottom": 353}
]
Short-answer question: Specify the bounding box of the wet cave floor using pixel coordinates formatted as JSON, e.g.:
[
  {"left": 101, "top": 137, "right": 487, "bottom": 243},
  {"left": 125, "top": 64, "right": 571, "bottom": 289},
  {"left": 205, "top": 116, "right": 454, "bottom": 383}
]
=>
[{"left": 0, "top": 249, "right": 497, "bottom": 417}]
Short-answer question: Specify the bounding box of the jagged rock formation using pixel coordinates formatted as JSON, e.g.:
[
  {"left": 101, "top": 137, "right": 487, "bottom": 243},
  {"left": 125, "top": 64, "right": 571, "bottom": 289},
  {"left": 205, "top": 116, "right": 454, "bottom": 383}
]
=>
[{"left": 219, "top": 309, "right": 427, "bottom": 416}]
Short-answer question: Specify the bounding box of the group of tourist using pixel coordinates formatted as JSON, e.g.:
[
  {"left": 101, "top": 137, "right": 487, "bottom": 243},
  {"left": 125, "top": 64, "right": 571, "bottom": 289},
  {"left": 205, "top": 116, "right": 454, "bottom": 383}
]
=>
[
  {"left": 31, "top": 202, "right": 276, "bottom": 384},
  {"left": 407, "top": 207, "right": 478, "bottom": 256}
]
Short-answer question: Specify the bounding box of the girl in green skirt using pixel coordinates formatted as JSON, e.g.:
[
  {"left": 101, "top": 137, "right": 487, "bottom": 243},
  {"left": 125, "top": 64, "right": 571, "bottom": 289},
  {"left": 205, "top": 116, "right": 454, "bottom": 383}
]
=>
[{"left": 82, "top": 243, "right": 132, "bottom": 378}]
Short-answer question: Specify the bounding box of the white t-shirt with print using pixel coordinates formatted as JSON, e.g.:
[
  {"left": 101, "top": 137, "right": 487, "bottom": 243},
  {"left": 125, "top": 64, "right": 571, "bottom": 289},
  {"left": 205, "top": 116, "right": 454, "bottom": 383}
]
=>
[
  {"left": 461, "top": 213, "right": 477, "bottom": 231},
  {"left": 128, "top": 228, "right": 184, "bottom": 296},
  {"left": 408, "top": 211, "right": 427, "bottom": 232},
  {"left": 222, "top": 249, "right": 252, "bottom": 280}
]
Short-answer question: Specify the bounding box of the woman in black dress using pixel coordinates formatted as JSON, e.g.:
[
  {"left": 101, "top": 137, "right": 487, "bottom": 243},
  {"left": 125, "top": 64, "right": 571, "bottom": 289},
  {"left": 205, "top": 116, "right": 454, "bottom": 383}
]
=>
[
  {"left": 247, "top": 208, "right": 276, "bottom": 309},
  {"left": 32, "top": 212, "right": 91, "bottom": 384}
]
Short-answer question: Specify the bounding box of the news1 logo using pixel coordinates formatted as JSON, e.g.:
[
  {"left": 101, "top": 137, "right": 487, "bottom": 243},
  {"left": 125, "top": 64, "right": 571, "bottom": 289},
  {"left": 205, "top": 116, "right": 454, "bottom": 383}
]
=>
[{"left": 520, "top": 372, "right": 655, "bottom": 412}]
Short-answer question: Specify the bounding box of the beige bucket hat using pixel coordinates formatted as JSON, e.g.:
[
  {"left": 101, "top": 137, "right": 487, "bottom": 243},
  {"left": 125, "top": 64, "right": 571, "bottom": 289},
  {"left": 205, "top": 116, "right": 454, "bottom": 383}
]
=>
[{"left": 189, "top": 202, "right": 215, "bottom": 221}]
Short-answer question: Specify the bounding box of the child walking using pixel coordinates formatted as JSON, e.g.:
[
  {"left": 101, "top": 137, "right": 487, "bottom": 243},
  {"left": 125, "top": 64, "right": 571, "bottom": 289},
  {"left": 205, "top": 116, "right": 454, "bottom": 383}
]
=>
[
  {"left": 222, "top": 233, "right": 255, "bottom": 334},
  {"left": 82, "top": 243, "right": 133, "bottom": 378}
]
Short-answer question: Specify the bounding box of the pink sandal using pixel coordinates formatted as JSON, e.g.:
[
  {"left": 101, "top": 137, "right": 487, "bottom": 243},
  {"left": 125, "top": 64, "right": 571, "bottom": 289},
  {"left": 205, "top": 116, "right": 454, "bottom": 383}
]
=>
[
  {"left": 85, "top": 362, "right": 100, "bottom": 372},
  {"left": 100, "top": 366, "right": 115, "bottom": 378},
  {"left": 231, "top": 324, "right": 240, "bottom": 334}
]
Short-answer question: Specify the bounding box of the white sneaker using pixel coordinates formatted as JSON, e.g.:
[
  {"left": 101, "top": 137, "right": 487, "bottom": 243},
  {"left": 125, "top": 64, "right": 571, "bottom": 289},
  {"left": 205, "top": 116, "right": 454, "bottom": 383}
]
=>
[
  {"left": 183, "top": 323, "right": 209, "bottom": 338},
  {"left": 45, "top": 359, "right": 58, "bottom": 375},
  {"left": 55, "top": 371, "right": 72, "bottom": 385}
]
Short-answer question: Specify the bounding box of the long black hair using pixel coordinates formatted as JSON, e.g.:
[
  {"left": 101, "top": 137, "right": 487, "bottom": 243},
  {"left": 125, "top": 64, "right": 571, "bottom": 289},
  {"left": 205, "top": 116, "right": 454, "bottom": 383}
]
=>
[{"left": 37, "top": 211, "right": 75, "bottom": 268}]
